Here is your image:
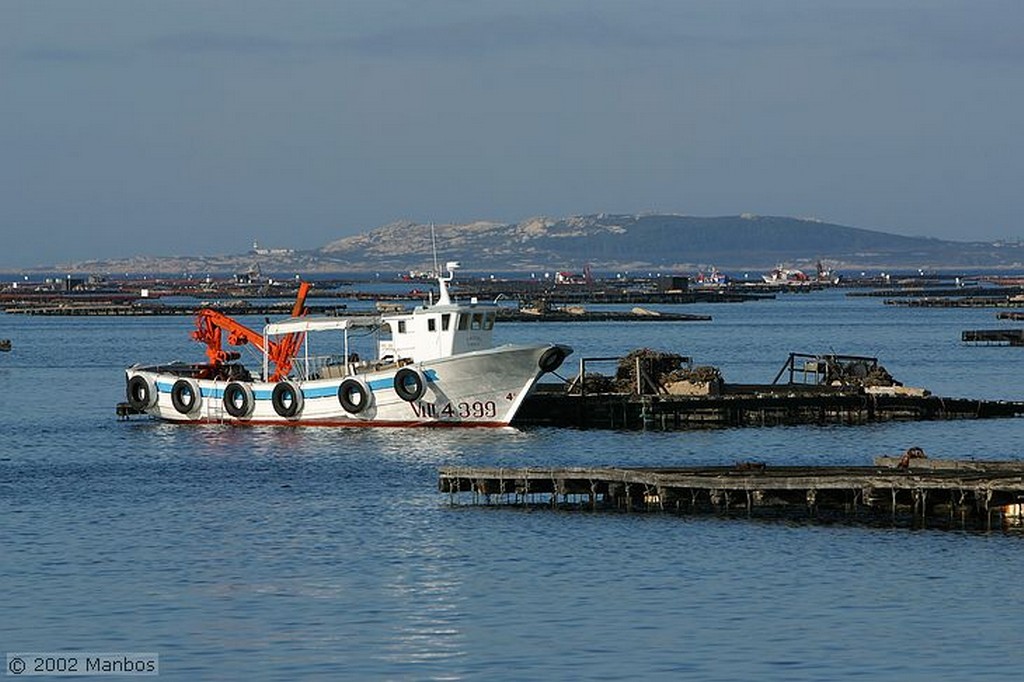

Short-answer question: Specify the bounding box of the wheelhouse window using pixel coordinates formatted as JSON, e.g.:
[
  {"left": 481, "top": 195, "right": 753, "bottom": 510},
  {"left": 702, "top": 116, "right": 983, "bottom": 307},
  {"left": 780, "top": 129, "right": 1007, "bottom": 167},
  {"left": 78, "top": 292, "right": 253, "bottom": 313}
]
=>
[
  {"left": 470, "top": 313, "right": 483, "bottom": 330},
  {"left": 482, "top": 312, "right": 495, "bottom": 330},
  {"left": 457, "top": 314, "right": 468, "bottom": 331},
  {"left": 441, "top": 314, "right": 451, "bottom": 331},
  {"left": 398, "top": 320, "right": 407, "bottom": 333},
  {"left": 428, "top": 318, "right": 437, "bottom": 332}
]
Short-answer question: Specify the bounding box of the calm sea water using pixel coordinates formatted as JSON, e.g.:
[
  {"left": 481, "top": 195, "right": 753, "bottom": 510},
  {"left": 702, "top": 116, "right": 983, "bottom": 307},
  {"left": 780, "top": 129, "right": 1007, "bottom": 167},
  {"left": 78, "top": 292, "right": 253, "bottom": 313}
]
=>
[{"left": 2, "top": 289, "right": 1024, "bottom": 680}]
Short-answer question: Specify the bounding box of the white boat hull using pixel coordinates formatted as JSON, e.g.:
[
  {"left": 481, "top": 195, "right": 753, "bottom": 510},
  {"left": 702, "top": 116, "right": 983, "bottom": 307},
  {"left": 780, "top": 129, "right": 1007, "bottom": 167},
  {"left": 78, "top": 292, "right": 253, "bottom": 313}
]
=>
[{"left": 125, "top": 344, "right": 569, "bottom": 427}]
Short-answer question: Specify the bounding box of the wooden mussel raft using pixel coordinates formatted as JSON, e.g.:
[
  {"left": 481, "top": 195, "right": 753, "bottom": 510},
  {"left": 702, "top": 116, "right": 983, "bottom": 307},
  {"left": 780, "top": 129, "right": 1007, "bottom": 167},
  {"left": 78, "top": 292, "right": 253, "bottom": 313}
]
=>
[
  {"left": 962, "top": 329, "right": 1024, "bottom": 346},
  {"left": 439, "top": 450, "right": 1024, "bottom": 531},
  {"left": 514, "top": 350, "right": 1024, "bottom": 430}
]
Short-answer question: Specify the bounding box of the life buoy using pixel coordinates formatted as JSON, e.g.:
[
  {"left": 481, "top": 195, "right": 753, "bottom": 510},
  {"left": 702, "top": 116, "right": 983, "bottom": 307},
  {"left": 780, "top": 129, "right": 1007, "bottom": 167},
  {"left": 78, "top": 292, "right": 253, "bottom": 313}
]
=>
[
  {"left": 393, "top": 367, "right": 426, "bottom": 402},
  {"left": 171, "top": 378, "right": 202, "bottom": 415},
  {"left": 271, "top": 381, "right": 303, "bottom": 418},
  {"left": 538, "top": 346, "right": 567, "bottom": 373},
  {"left": 223, "top": 382, "right": 255, "bottom": 418},
  {"left": 126, "top": 375, "right": 157, "bottom": 410},
  {"left": 338, "top": 378, "right": 371, "bottom": 414}
]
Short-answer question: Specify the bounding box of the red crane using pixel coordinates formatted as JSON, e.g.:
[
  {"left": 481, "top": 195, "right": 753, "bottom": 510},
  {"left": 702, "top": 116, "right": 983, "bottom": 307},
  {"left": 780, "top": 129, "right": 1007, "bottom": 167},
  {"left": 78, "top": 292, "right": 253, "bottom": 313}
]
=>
[{"left": 191, "top": 282, "right": 311, "bottom": 382}]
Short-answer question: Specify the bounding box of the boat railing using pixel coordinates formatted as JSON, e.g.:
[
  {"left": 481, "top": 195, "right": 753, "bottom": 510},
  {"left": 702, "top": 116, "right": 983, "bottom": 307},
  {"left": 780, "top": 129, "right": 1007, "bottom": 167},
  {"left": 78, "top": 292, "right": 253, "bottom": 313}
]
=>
[{"left": 294, "top": 354, "right": 350, "bottom": 381}]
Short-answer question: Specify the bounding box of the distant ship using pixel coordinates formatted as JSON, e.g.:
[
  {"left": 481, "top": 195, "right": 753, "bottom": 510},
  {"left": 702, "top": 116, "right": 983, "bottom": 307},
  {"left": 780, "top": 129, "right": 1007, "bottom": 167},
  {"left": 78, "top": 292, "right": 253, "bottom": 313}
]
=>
[
  {"left": 694, "top": 267, "right": 728, "bottom": 287},
  {"left": 762, "top": 266, "right": 810, "bottom": 285},
  {"left": 762, "top": 261, "right": 839, "bottom": 285}
]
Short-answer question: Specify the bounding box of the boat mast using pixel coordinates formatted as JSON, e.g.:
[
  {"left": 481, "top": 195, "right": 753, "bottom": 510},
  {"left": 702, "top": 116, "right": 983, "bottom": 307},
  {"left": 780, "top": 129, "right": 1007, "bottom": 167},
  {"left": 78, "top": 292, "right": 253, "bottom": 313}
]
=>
[
  {"left": 430, "top": 223, "right": 439, "bottom": 306},
  {"left": 430, "top": 223, "right": 440, "bottom": 277}
]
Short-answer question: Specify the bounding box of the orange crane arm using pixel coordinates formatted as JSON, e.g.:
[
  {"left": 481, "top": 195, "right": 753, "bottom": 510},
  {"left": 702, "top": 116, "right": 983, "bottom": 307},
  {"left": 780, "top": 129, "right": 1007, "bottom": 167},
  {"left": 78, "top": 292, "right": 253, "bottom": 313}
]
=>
[
  {"left": 191, "top": 282, "right": 311, "bottom": 381},
  {"left": 271, "top": 281, "right": 311, "bottom": 380}
]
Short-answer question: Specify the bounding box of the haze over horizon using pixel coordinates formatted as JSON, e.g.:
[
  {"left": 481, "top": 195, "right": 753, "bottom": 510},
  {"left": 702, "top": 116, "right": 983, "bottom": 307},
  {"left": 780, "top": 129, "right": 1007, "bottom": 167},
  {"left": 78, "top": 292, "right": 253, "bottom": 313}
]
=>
[{"left": 4, "top": 1, "right": 1023, "bottom": 268}]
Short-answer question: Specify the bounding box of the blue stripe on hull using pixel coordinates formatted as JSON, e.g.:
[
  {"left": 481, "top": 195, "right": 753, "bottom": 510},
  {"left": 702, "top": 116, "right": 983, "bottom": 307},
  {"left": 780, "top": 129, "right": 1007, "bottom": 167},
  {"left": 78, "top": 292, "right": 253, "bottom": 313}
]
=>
[{"left": 157, "top": 369, "right": 439, "bottom": 403}]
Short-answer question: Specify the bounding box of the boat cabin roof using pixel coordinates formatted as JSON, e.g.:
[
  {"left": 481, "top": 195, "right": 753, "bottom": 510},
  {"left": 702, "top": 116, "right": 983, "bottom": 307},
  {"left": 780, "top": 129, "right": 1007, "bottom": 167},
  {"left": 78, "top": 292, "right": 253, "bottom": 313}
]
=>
[
  {"left": 264, "top": 264, "right": 496, "bottom": 342},
  {"left": 264, "top": 300, "right": 497, "bottom": 337},
  {"left": 264, "top": 315, "right": 380, "bottom": 336}
]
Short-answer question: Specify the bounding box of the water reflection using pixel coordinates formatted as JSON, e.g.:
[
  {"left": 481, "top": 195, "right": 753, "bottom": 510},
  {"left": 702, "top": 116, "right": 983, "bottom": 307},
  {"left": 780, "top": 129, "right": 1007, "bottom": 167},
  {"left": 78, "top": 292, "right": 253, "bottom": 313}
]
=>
[{"left": 4, "top": 291, "right": 1024, "bottom": 679}]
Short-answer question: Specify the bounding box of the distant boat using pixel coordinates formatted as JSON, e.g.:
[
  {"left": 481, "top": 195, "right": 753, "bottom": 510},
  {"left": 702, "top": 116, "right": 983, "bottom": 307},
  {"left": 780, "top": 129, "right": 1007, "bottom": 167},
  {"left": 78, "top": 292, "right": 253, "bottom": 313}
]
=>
[
  {"left": 762, "top": 261, "right": 840, "bottom": 286},
  {"left": 0, "top": 339, "right": 10, "bottom": 352},
  {"left": 694, "top": 267, "right": 728, "bottom": 287},
  {"left": 815, "top": 260, "right": 841, "bottom": 284},
  {"left": 762, "top": 266, "right": 810, "bottom": 284},
  {"left": 123, "top": 262, "right": 571, "bottom": 427}
]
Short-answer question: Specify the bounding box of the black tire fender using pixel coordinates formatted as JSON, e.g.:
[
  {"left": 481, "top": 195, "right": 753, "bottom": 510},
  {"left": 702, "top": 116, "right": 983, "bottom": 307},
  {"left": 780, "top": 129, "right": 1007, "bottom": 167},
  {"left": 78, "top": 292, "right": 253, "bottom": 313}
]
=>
[
  {"left": 126, "top": 374, "right": 157, "bottom": 410},
  {"left": 223, "top": 382, "right": 255, "bottom": 418},
  {"left": 170, "top": 378, "right": 202, "bottom": 415},
  {"left": 337, "top": 378, "right": 372, "bottom": 414},
  {"left": 393, "top": 367, "right": 426, "bottom": 402},
  {"left": 271, "top": 381, "right": 303, "bottom": 418},
  {"left": 538, "top": 347, "right": 567, "bottom": 373}
]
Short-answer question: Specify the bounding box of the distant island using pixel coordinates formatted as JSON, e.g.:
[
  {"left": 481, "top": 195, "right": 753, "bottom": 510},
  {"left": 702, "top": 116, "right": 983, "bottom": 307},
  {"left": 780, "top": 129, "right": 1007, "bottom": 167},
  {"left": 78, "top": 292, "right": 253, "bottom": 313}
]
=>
[{"left": 40, "top": 213, "right": 1024, "bottom": 274}]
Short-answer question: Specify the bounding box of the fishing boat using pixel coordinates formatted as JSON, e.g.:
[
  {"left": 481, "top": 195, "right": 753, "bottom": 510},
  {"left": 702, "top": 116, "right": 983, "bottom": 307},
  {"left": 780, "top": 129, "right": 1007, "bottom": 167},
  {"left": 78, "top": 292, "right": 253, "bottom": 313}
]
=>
[
  {"left": 123, "top": 262, "right": 571, "bottom": 426},
  {"left": 761, "top": 266, "right": 810, "bottom": 284},
  {"left": 761, "top": 261, "right": 839, "bottom": 286},
  {"left": 694, "top": 267, "right": 728, "bottom": 287}
]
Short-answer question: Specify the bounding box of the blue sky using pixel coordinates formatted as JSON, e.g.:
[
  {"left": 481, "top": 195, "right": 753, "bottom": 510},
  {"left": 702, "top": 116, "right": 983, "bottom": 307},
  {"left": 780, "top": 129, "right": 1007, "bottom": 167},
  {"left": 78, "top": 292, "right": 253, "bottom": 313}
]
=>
[{"left": 3, "top": 0, "right": 1023, "bottom": 266}]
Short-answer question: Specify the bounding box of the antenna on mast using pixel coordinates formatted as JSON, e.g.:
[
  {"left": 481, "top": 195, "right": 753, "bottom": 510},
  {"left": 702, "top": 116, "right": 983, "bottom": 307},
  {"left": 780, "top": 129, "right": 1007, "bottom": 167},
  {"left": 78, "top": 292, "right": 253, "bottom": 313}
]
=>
[{"left": 436, "top": 261, "right": 459, "bottom": 306}]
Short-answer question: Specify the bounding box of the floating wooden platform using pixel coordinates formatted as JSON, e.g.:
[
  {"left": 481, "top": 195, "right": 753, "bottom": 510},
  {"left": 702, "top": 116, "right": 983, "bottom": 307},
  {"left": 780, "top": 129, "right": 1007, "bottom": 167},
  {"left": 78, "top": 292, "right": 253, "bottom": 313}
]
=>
[
  {"left": 455, "top": 283, "right": 775, "bottom": 304},
  {"left": 496, "top": 310, "right": 711, "bottom": 323},
  {"left": 515, "top": 385, "right": 1024, "bottom": 430},
  {"left": 854, "top": 286, "right": 1024, "bottom": 299},
  {"left": 3, "top": 302, "right": 346, "bottom": 316},
  {"left": 439, "top": 461, "right": 1024, "bottom": 530},
  {"left": 885, "top": 297, "right": 1023, "bottom": 308},
  {"left": 962, "top": 329, "right": 1024, "bottom": 346},
  {"left": 4, "top": 300, "right": 710, "bottom": 323}
]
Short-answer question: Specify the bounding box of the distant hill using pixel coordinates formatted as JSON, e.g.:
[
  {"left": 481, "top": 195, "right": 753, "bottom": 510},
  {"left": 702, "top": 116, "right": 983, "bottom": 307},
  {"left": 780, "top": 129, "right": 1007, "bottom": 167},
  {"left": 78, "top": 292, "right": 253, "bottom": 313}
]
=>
[
  {"left": 51, "top": 213, "right": 1024, "bottom": 274},
  {"left": 318, "top": 213, "right": 1023, "bottom": 272}
]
